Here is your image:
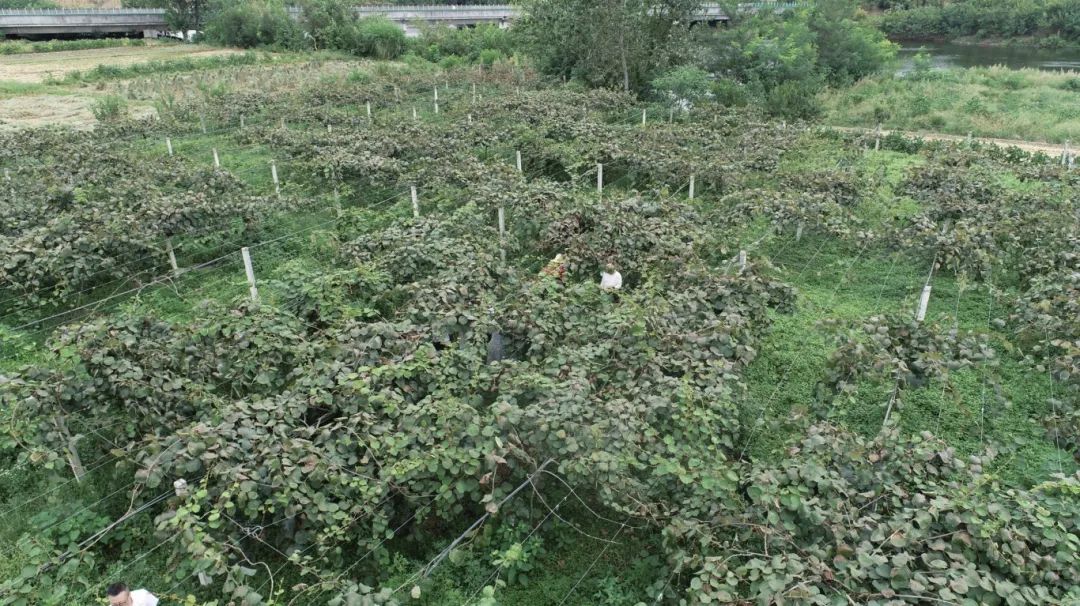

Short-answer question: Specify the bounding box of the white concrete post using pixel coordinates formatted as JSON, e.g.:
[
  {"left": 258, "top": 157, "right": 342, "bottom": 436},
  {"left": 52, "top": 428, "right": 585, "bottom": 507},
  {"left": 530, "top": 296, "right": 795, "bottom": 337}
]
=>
[
  {"left": 240, "top": 115, "right": 245, "bottom": 129},
  {"left": 271, "top": 161, "right": 280, "bottom": 196},
  {"left": 796, "top": 223, "right": 804, "bottom": 242},
  {"left": 212, "top": 148, "right": 220, "bottom": 169},
  {"left": 241, "top": 247, "right": 259, "bottom": 302},
  {"left": 166, "top": 237, "right": 179, "bottom": 277},
  {"left": 916, "top": 284, "right": 932, "bottom": 322},
  {"left": 166, "top": 137, "right": 173, "bottom": 156},
  {"left": 738, "top": 250, "right": 747, "bottom": 272},
  {"left": 642, "top": 108, "right": 647, "bottom": 126},
  {"left": 434, "top": 101, "right": 439, "bottom": 114},
  {"left": 366, "top": 101, "right": 372, "bottom": 119},
  {"left": 875, "top": 123, "right": 882, "bottom": 151},
  {"left": 516, "top": 151, "right": 522, "bottom": 173},
  {"left": 597, "top": 163, "right": 603, "bottom": 197},
  {"left": 688, "top": 174, "right": 695, "bottom": 200},
  {"left": 413, "top": 107, "right": 418, "bottom": 120},
  {"left": 498, "top": 206, "right": 506, "bottom": 263},
  {"left": 411, "top": 186, "right": 419, "bottom": 218}
]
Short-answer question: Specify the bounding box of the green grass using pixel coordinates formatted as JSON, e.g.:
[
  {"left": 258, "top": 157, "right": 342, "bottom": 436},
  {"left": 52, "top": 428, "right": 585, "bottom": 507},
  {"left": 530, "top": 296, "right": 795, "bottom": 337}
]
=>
[
  {"left": 821, "top": 66, "right": 1080, "bottom": 143},
  {"left": 0, "top": 38, "right": 149, "bottom": 56}
]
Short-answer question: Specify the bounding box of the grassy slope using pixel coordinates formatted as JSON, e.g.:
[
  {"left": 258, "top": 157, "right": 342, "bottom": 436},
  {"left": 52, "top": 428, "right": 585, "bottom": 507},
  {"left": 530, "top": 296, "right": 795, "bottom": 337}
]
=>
[{"left": 821, "top": 66, "right": 1080, "bottom": 144}]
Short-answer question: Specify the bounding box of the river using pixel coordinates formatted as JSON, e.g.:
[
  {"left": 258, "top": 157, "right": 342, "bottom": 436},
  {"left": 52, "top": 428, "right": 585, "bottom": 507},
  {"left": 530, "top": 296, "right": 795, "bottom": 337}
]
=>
[{"left": 896, "top": 42, "right": 1080, "bottom": 73}]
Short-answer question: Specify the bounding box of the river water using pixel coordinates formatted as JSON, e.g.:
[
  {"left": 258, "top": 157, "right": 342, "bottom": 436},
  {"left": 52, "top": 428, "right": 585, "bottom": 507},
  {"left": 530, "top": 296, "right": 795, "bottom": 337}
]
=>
[{"left": 896, "top": 42, "right": 1080, "bottom": 73}]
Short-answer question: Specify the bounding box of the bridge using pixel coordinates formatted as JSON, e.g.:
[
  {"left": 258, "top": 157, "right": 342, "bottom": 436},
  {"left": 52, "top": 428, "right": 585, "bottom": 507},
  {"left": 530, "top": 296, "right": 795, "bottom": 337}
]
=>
[{"left": 0, "top": 3, "right": 796, "bottom": 39}]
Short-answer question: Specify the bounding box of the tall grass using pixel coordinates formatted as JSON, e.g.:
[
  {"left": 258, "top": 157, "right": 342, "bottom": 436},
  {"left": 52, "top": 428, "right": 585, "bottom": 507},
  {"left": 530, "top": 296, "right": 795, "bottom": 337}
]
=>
[
  {"left": 56, "top": 52, "right": 266, "bottom": 84},
  {"left": 0, "top": 38, "right": 147, "bottom": 56},
  {"left": 821, "top": 65, "right": 1080, "bottom": 143}
]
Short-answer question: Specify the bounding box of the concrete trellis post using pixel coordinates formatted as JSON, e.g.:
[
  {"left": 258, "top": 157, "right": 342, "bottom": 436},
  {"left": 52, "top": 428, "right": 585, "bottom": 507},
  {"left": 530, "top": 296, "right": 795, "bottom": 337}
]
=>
[
  {"left": 796, "top": 223, "right": 804, "bottom": 242},
  {"left": 597, "top": 163, "right": 603, "bottom": 198},
  {"left": 212, "top": 148, "right": 220, "bottom": 169},
  {"left": 738, "top": 250, "right": 747, "bottom": 272},
  {"left": 54, "top": 415, "right": 84, "bottom": 482},
  {"left": 916, "top": 284, "right": 932, "bottom": 323},
  {"left": 688, "top": 174, "right": 695, "bottom": 200},
  {"left": 240, "top": 115, "right": 245, "bottom": 129},
  {"left": 516, "top": 151, "right": 522, "bottom": 173},
  {"left": 874, "top": 123, "right": 882, "bottom": 151},
  {"left": 413, "top": 107, "right": 418, "bottom": 120},
  {"left": 472, "top": 82, "right": 477, "bottom": 104},
  {"left": 366, "top": 101, "right": 372, "bottom": 120},
  {"left": 434, "top": 101, "right": 439, "bottom": 114},
  {"left": 434, "top": 86, "right": 439, "bottom": 102},
  {"left": 411, "top": 185, "right": 419, "bottom": 218},
  {"left": 271, "top": 161, "right": 280, "bottom": 196},
  {"left": 241, "top": 247, "right": 259, "bottom": 302},
  {"left": 642, "top": 108, "right": 647, "bottom": 126},
  {"left": 166, "top": 137, "right": 173, "bottom": 156},
  {"left": 498, "top": 206, "right": 506, "bottom": 264},
  {"left": 166, "top": 237, "right": 180, "bottom": 277}
]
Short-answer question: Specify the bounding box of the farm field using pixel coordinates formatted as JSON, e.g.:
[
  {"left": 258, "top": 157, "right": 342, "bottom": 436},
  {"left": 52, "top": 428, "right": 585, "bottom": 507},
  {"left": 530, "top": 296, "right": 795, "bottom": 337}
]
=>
[
  {"left": 0, "top": 43, "right": 244, "bottom": 84},
  {"left": 0, "top": 49, "right": 1078, "bottom": 606}
]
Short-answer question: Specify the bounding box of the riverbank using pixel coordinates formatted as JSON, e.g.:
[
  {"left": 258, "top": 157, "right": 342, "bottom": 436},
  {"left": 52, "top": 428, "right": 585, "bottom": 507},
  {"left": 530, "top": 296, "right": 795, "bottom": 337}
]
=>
[{"left": 821, "top": 65, "right": 1080, "bottom": 144}]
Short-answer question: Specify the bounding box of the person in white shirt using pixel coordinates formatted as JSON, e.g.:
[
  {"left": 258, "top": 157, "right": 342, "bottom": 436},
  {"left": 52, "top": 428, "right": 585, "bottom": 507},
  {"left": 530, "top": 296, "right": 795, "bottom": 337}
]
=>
[
  {"left": 600, "top": 263, "right": 623, "bottom": 291},
  {"left": 107, "top": 582, "right": 159, "bottom": 606}
]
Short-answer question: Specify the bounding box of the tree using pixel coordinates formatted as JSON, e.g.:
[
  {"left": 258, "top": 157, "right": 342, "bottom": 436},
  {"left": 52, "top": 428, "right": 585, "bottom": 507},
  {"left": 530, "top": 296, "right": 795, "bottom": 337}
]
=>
[
  {"left": 518, "top": 0, "right": 702, "bottom": 93},
  {"left": 123, "top": 0, "right": 208, "bottom": 32}
]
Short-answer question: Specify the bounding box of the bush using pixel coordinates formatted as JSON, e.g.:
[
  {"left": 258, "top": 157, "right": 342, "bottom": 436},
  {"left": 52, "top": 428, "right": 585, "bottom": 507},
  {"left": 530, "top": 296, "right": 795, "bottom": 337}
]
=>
[
  {"left": 91, "top": 95, "right": 128, "bottom": 122},
  {"left": 348, "top": 17, "right": 407, "bottom": 60},
  {"left": 650, "top": 65, "right": 713, "bottom": 106},
  {"left": 413, "top": 23, "right": 515, "bottom": 64},
  {"left": 765, "top": 79, "right": 822, "bottom": 119},
  {"left": 881, "top": 0, "right": 1080, "bottom": 43},
  {"left": 479, "top": 48, "right": 505, "bottom": 67},
  {"left": 203, "top": 0, "right": 301, "bottom": 49}
]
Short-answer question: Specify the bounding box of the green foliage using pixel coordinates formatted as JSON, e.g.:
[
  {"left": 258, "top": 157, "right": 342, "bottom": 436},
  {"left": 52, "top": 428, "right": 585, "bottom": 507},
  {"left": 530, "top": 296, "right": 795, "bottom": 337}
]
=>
[
  {"left": 0, "top": 0, "right": 57, "bottom": 7},
  {"left": 346, "top": 17, "right": 408, "bottom": 60},
  {"left": 821, "top": 66, "right": 1080, "bottom": 143},
  {"left": 0, "top": 39, "right": 147, "bottom": 56},
  {"left": 1, "top": 64, "right": 1077, "bottom": 605},
  {"left": 414, "top": 23, "right": 514, "bottom": 65},
  {"left": 650, "top": 65, "right": 713, "bottom": 106},
  {"left": 880, "top": 0, "right": 1080, "bottom": 43},
  {"left": 517, "top": 0, "right": 700, "bottom": 92},
  {"left": 91, "top": 95, "right": 130, "bottom": 123},
  {"left": 202, "top": 0, "right": 302, "bottom": 49},
  {"left": 697, "top": 2, "right": 893, "bottom": 118},
  {"left": 809, "top": 0, "right": 899, "bottom": 84}
]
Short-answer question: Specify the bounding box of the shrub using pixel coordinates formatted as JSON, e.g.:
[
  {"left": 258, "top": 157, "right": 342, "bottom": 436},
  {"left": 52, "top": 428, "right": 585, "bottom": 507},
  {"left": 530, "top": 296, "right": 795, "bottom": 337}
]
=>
[
  {"left": 650, "top": 65, "right": 713, "bottom": 106},
  {"left": 91, "top": 95, "right": 128, "bottom": 122},
  {"left": 350, "top": 17, "right": 407, "bottom": 60},
  {"left": 765, "top": 79, "right": 823, "bottom": 120},
  {"left": 203, "top": 0, "right": 301, "bottom": 49},
  {"left": 479, "top": 48, "right": 504, "bottom": 67}
]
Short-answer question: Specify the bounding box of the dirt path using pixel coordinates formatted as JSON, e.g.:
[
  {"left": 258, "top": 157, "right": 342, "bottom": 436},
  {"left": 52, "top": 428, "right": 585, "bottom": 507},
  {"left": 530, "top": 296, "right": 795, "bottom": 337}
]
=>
[
  {"left": 0, "top": 45, "right": 242, "bottom": 84},
  {"left": 833, "top": 126, "right": 1071, "bottom": 156}
]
